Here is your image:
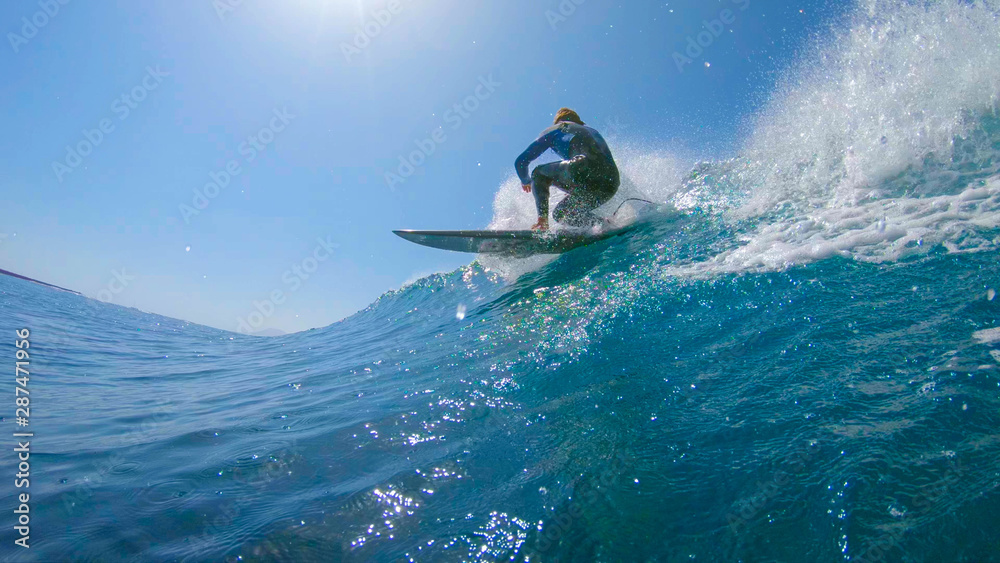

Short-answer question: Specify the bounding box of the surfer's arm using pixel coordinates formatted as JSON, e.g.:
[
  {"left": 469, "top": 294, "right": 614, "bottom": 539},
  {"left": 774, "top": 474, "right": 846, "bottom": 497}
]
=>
[{"left": 515, "top": 126, "right": 561, "bottom": 185}]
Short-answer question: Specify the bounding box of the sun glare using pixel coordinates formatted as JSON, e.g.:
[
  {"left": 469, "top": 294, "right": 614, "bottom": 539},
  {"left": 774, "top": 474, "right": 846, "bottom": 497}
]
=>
[{"left": 286, "top": 0, "right": 374, "bottom": 20}]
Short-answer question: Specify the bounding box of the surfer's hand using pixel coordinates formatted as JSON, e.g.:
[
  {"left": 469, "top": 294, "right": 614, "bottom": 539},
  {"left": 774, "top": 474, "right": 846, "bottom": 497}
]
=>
[{"left": 522, "top": 184, "right": 532, "bottom": 193}]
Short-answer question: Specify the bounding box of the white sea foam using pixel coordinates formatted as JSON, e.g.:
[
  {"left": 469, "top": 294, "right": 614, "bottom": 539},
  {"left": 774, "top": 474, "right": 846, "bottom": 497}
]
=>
[
  {"left": 665, "top": 179, "right": 1000, "bottom": 277},
  {"left": 973, "top": 327, "right": 1000, "bottom": 345},
  {"left": 667, "top": 0, "right": 1000, "bottom": 276},
  {"left": 735, "top": 0, "right": 1000, "bottom": 216}
]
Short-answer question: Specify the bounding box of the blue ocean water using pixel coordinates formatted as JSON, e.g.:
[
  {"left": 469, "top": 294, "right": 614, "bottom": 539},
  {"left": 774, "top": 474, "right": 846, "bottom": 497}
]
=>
[{"left": 4, "top": 1, "right": 1000, "bottom": 561}]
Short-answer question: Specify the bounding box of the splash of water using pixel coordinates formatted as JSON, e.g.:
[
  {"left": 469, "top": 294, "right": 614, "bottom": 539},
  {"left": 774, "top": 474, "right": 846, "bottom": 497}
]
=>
[{"left": 487, "top": 0, "right": 1000, "bottom": 281}]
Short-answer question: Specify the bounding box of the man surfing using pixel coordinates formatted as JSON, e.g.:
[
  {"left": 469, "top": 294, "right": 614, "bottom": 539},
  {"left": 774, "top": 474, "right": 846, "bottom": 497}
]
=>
[{"left": 515, "top": 108, "right": 620, "bottom": 231}]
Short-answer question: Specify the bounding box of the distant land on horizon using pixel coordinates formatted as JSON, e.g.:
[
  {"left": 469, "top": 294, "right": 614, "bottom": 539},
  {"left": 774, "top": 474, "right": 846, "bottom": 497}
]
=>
[
  {"left": 0, "top": 267, "right": 296, "bottom": 335},
  {"left": 0, "top": 267, "right": 81, "bottom": 295},
  {"left": 252, "top": 328, "right": 288, "bottom": 337}
]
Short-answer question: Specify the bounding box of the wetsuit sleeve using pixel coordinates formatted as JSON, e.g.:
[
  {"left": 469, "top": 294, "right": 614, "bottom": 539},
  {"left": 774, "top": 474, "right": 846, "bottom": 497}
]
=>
[{"left": 515, "top": 126, "right": 561, "bottom": 185}]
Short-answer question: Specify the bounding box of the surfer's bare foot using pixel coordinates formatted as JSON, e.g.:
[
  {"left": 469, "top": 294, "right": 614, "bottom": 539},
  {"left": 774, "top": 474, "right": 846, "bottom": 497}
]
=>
[{"left": 531, "top": 218, "right": 549, "bottom": 231}]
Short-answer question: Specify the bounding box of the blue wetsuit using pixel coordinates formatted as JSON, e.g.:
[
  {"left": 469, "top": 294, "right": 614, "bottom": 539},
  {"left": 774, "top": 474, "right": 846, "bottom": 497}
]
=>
[{"left": 515, "top": 122, "right": 620, "bottom": 228}]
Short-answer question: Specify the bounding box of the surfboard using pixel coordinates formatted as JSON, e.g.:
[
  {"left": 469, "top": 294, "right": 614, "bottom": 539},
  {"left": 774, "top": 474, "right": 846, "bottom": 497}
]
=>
[{"left": 392, "top": 225, "right": 636, "bottom": 256}]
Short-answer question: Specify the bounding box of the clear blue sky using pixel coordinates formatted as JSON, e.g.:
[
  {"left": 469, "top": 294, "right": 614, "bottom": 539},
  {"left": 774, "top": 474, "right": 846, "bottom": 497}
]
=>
[{"left": 0, "top": 0, "right": 847, "bottom": 334}]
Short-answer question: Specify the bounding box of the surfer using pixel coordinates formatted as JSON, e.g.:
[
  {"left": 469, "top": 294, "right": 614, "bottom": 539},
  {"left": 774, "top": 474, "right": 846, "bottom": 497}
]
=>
[{"left": 516, "top": 108, "right": 620, "bottom": 231}]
